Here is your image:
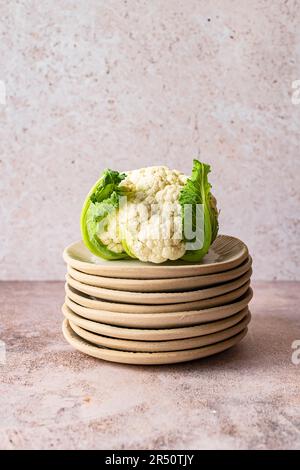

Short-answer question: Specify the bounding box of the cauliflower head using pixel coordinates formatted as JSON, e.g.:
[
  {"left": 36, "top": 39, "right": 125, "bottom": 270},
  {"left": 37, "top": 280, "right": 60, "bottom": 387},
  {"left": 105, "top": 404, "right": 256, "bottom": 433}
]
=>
[
  {"left": 81, "top": 160, "right": 219, "bottom": 263},
  {"left": 118, "top": 166, "right": 187, "bottom": 263}
]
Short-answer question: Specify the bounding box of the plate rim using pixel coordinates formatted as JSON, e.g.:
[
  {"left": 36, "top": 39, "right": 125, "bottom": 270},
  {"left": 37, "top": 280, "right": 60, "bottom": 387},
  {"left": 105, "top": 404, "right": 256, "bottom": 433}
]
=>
[
  {"left": 66, "top": 256, "right": 252, "bottom": 292},
  {"left": 62, "top": 319, "right": 248, "bottom": 365},
  {"left": 62, "top": 303, "right": 250, "bottom": 341},
  {"left": 64, "top": 289, "right": 253, "bottom": 328},
  {"left": 65, "top": 269, "right": 252, "bottom": 305},
  {"left": 64, "top": 281, "right": 251, "bottom": 313},
  {"left": 69, "top": 312, "right": 251, "bottom": 352},
  {"left": 63, "top": 235, "right": 249, "bottom": 279}
]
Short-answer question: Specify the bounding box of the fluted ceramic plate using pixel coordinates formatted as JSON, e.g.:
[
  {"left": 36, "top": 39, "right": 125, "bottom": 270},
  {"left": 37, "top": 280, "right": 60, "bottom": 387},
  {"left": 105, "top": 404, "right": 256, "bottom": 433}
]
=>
[
  {"left": 67, "top": 256, "right": 252, "bottom": 293},
  {"left": 63, "top": 235, "right": 248, "bottom": 279},
  {"left": 64, "top": 288, "right": 253, "bottom": 328},
  {"left": 69, "top": 312, "right": 251, "bottom": 352},
  {"left": 62, "top": 319, "right": 248, "bottom": 365},
  {"left": 66, "top": 269, "right": 252, "bottom": 305},
  {"left": 62, "top": 303, "right": 249, "bottom": 341},
  {"left": 65, "top": 281, "right": 251, "bottom": 314}
]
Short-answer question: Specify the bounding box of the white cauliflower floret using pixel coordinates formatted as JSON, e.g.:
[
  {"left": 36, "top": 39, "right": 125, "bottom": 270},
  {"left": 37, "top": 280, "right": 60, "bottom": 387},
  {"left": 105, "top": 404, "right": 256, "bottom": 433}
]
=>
[
  {"left": 119, "top": 166, "right": 187, "bottom": 263},
  {"left": 98, "top": 214, "right": 124, "bottom": 253}
]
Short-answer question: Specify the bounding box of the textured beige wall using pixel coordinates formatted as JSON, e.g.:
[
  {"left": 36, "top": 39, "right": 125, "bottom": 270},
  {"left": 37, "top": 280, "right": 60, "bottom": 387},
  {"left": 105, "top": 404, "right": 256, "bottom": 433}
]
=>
[{"left": 0, "top": 0, "right": 299, "bottom": 280}]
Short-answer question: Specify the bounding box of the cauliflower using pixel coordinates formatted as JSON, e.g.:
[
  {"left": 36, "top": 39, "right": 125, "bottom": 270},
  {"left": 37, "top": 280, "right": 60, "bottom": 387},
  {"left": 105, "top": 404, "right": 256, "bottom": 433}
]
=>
[
  {"left": 118, "top": 167, "right": 187, "bottom": 263},
  {"left": 81, "top": 160, "right": 219, "bottom": 263}
]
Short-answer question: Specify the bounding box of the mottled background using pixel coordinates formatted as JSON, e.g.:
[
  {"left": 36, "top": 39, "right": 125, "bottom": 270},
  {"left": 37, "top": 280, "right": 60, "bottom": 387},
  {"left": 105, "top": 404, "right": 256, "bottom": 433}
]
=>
[{"left": 0, "top": 0, "right": 299, "bottom": 280}]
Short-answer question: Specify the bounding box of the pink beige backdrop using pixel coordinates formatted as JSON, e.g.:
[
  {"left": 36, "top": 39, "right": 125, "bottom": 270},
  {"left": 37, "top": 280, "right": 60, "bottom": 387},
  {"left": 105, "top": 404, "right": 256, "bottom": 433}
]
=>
[{"left": 0, "top": 0, "right": 299, "bottom": 280}]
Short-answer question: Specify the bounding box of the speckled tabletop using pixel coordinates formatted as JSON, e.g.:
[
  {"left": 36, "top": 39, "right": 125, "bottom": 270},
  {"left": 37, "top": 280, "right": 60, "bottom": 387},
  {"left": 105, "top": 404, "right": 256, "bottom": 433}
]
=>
[{"left": 0, "top": 281, "right": 299, "bottom": 450}]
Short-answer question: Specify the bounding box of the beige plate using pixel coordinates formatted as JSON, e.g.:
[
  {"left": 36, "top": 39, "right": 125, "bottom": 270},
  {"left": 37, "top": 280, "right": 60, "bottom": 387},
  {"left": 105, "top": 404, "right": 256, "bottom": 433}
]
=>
[
  {"left": 65, "top": 281, "right": 251, "bottom": 313},
  {"left": 63, "top": 235, "right": 249, "bottom": 279},
  {"left": 62, "top": 319, "right": 248, "bottom": 365},
  {"left": 66, "top": 269, "right": 252, "bottom": 305},
  {"left": 62, "top": 303, "right": 249, "bottom": 341},
  {"left": 67, "top": 256, "right": 252, "bottom": 293},
  {"left": 65, "top": 288, "right": 253, "bottom": 328},
  {"left": 69, "top": 312, "right": 251, "bottom": 352}
]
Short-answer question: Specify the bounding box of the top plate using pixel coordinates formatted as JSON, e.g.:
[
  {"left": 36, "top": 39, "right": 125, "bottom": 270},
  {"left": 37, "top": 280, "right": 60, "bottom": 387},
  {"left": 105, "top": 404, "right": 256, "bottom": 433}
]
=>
[{"left": 63, "top": 235, "right": 249, "bottom": 279}]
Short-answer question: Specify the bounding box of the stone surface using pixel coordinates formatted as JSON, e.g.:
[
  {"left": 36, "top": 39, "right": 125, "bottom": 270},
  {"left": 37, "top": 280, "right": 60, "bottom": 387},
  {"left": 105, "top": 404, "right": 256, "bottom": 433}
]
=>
[
  {"left": 0, "top": 280, "right": 299, "bottom": 449},
  {"left": 0, "top": 1, "right": 300, "bottom": 280}
]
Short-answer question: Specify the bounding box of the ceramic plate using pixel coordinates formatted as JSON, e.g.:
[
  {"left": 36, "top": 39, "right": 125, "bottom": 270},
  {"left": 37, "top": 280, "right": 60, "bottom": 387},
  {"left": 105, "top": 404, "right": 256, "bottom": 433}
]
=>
[
  {"left": 62, "top": 303, "right": 249, "bottom": 341},
  {"left": 67, "top": 256, "right": 252, "bottom": 292},
  {"left": 66, "top": 269, "right": 252, "bottom": 305},
  {"left": 69, "top": 312, "right": 251, "bottom": 352},
  {"left": 62, "top": 319, "right": 248, "bottom": 365},
  {"left": 65, "top": 288, "right": 253, "bottom": 328},
  {"left": 65, "top": 281, "right": 251, "bottom": 313},
  {"left": 63, "top": 235, "right": 249, "bottom": 279},
  {"left": 65, "top": 289, "right": 253, "bottom": 328}
]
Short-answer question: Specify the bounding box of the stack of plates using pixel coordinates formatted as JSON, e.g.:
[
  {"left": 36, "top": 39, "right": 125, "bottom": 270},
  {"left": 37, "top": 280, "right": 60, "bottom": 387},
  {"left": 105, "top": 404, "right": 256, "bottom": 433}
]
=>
[{"left": 62, "top": 235, "right": 253, "bottom": 365}]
